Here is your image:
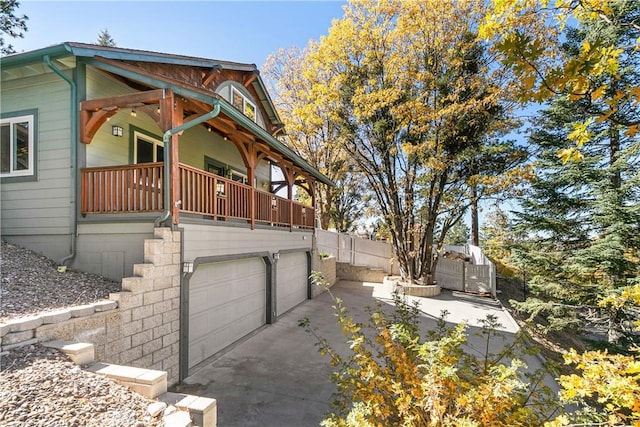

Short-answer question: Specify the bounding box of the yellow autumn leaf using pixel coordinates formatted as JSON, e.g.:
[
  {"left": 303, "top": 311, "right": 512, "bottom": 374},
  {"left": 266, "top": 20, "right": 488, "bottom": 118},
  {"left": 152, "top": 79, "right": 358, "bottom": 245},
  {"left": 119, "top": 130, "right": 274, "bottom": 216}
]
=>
[
  {"left": 567, "top": 119, "right": 595, "bottom": 147},
  {"left": 558, "top": 147, "right": 584, "bottom": 164},
  {"left": 591, "top": 84, "right": 606, "bottom": 100},
  {"left": 520, "top": 74, "right": 536, "bottom": 90}
]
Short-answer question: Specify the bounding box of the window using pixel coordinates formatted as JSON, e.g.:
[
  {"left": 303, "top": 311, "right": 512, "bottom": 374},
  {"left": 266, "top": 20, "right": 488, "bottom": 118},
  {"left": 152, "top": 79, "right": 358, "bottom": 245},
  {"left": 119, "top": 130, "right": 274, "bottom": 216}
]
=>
[
  {"left": 133, "top": 131, "right": 163, "bottom": 163},
  {"left": 1, "top": 113, "right": 35, "bottom": 178},
  {"left": 230, "top": 170, "right": 248, "bottom": 185},
  {"left": 231, "top": 87, "right": 257, "bottom": 122},
  {"left": 205, "top": 156, "right": 227, "bottom": 177},
  {"left": 205, "top": 156, "right": 251, "bottom": 186}
]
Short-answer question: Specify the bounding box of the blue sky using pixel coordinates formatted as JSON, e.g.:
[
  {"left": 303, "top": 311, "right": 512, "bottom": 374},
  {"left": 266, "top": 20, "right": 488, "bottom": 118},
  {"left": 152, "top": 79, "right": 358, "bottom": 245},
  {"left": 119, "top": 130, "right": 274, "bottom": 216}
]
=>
[{"left": 12, "top": 1, "right": 346, "bottom": 67}]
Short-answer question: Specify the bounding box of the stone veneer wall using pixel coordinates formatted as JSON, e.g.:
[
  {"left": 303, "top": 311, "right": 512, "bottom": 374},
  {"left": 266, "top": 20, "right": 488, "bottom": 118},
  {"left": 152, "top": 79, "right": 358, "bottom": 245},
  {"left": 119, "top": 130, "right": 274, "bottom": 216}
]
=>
[
  {"left": 336, "top": 262, "right": 386, "bottom": 283},
  {"left": 0, "top": 228, "right": 182, "bottom": 385},
  {"left": 311, "top": 254, "right": 337, "bottom": 298}
]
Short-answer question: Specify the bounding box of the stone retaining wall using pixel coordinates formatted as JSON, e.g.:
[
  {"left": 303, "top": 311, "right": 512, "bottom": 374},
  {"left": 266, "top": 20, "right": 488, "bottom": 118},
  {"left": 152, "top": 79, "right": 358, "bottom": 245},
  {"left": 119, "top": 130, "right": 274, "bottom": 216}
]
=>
[
  {"left": 0, "top": 301, "right": 118, "bottom": 355},
  {"left": 336, "top": 262, "right": 386, "bottom": 283},
  {"left": 311, "top": 254, "right": 337, "bottom": 298},
  {"left": 0, "top": 227, "right": 182, "bottom": 386}
]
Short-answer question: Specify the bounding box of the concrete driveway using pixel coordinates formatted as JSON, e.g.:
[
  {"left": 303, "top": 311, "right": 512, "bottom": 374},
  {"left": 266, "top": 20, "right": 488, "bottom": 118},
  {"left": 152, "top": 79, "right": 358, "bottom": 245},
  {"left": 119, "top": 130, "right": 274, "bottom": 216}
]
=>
[{"left": 182, "top": 280, "right": 549, "bottom": 427}]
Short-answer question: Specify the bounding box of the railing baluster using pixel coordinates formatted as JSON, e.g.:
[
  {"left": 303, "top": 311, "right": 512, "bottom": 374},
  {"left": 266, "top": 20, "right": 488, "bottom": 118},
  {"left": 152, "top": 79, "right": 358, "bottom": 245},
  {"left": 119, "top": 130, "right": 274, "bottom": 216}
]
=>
[{"left": 80, "top": 162, "right": 314, "bottom": 229}]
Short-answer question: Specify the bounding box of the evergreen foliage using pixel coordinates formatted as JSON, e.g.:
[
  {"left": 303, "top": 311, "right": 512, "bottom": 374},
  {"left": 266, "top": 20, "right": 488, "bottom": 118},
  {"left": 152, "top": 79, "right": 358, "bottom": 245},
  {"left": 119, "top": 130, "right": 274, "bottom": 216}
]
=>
[
  {"left": 511, "top": 1, "right": 640, "bottom": 345},
  {"left": 480, "top": 208, "right": 523, "bottom": 277},
  {"left": 445, "top": 220, "right": 470, "bottom": 246},
  {"left": 96, "top": 28, "right": 116, "bottom": 47}
]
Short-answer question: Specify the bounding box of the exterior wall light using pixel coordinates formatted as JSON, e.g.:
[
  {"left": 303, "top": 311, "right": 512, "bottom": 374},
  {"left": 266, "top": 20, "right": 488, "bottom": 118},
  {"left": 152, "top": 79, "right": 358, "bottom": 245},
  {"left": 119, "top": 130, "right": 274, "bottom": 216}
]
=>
[
  {"left": 111, "top": 125, "right": 123, "bottom": 137},
  {"left": 182, "top": 261, "right": 194, "bottom": 273}
]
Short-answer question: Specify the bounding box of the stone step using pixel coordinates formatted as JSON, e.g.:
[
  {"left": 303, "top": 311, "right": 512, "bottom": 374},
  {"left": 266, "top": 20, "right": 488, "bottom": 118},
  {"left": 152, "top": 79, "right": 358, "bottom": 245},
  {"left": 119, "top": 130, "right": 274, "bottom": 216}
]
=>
[
  {"left": 163, "top": 410, "right": 192, "bottom": 427},
  {"left": 86, "top": 362, "right": 167, "bottom": 398},
  {"left": 160, "top": 392, "right": 217, "bottom": 427},
  {"left": 43, "top": 341, "right": 95, "bottom": 365}
]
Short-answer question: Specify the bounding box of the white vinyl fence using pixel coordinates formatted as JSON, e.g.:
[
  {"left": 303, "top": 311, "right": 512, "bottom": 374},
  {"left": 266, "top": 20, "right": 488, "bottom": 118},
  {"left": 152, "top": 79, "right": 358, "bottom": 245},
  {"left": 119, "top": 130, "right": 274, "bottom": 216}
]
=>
[
  {"left": 436, "top": 244, "right": 496, "bottom": 297},
  {"left": 316, "top": 229, "right": 397, "bottom": 273},
  {"left": 316, "top": 230, "right": 496, "bottom": 297}
]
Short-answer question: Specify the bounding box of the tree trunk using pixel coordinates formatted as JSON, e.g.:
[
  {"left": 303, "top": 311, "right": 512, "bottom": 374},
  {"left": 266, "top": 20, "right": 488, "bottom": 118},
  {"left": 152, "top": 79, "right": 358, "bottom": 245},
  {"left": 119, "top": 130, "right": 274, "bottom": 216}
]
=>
[
  {"left": 607, "top": 309, "right": 621, "bottom": 344},
  {"left": 471, "top": 190, "right": 479, "bottom": 246},
  {"left": 319, "top": 188, "right": 332, "bottom": 230},
  {"left": 609, "top": 125, "right": 621, "bottom": 190}
]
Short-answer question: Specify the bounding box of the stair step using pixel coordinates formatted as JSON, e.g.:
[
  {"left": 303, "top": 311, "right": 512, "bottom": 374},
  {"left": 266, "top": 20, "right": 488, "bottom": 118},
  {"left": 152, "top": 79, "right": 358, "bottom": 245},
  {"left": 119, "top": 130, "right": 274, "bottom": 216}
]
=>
[
  {"left": 44, "top": 341, "right": 95, "bottom": 365},
  {"left": 160, "top": 392, "right": 217, "bottom": 427},
  {"left": 163, "top": 410, "right": 192, "bottom": 427},
  {"left": 86, "top": 362, "right": 167, "bottom": 398}
]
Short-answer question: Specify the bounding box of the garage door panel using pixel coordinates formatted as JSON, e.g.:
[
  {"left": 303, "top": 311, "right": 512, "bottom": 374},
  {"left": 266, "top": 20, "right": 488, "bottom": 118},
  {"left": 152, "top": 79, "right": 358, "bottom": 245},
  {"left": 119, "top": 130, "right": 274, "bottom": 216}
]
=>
[
  {"left": 190, "top": 288, "right": 210, "bottom": 315},
  {"left": 190, "top": 311, "right": 211, "bottom": 342},
  {"left": 189, "top": 257, "right": 266, "bottom": 368},
  {"left": 276, "top": 252, "right": 307, "bottom": 316}
]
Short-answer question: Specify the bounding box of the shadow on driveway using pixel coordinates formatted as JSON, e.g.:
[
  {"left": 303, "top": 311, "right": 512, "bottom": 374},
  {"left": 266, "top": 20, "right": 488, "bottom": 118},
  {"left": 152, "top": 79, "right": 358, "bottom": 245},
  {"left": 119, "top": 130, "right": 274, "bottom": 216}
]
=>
[{"left": 182, "top": 280, "right": 551, "bottom": 427}]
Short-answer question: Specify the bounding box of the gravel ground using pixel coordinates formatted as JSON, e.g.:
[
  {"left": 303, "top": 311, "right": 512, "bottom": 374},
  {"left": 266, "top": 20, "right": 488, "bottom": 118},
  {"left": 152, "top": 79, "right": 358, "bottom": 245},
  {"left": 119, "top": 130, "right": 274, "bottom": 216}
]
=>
[
  {"left": 0, "top": 344, "right": 161, "bottom": 426},
  {"left": 0, "top": 241, "right": 121, "bottom": 323},
  {"left": 0, "top": 242, "right": 165, "bottom": 426}
]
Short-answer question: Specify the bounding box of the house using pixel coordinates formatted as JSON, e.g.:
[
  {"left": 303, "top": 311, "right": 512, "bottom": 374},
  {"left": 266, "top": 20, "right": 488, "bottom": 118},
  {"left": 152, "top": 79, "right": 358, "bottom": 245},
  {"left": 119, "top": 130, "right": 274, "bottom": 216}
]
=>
[{"left": 1, "top": 42, "right": 334, "bottom": 383}]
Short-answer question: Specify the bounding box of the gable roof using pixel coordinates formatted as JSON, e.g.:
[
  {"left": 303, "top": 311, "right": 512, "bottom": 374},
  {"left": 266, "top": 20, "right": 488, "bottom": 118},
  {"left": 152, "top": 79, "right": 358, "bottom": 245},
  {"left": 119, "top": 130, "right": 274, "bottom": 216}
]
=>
[
  {"left": 2, "top": 42, "right": 281, "bottom": 126},
  {"left": 2, "top": 42, "right": 334, "bottom": 187}
]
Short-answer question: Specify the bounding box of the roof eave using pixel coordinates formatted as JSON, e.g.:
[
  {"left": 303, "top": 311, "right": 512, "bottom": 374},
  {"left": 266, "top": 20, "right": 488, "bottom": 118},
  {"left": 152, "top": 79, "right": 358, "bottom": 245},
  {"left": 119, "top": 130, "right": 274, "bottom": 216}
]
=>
[
  {"left": 218, "top": 101, "right": 334, "bottom": 187},
  {"left": 1, "top": 43, "right": 74, "bottom": 68},
  {"left": 251, "top": 76, "right": 282, "bottom": 126},
  {"left": 67, "top": 42, "right": 258, "bottom": 72},
  {"left": 86, "top": 59, "right": 334, "bottom": 187}
]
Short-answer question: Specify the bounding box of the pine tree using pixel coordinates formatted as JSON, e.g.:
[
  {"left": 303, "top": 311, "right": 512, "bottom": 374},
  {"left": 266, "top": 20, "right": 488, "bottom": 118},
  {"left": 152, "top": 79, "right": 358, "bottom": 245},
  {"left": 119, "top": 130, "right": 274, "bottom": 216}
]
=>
[
  {"left": 480, "top": 208, "right": 522, "bottom": 276},
  {"left": 512, "top": 1, "right": 640, "bottom": 345},
  {"left": 96, "top": 28, "right": 116, "bottom": 47},
  {"left": 445, "top": 220, "right": 470, "bottom": 246}
]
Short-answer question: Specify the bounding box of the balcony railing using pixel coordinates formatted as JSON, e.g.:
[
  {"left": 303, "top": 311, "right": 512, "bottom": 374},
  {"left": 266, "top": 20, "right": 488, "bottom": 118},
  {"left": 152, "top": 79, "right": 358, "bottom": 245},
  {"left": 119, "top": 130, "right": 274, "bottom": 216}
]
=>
[
  {"left": 81, "top": 162, "right": 164, "bottom": 214},
  {"left": 81, "top": 163, "right": 314, "bottom": 229}
]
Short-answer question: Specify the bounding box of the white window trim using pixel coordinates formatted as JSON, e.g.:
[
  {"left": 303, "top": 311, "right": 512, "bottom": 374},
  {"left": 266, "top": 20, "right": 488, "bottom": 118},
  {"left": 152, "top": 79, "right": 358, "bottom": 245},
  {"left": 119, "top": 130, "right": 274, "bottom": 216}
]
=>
[
  {"left": 231, "top": 86, "right": 257, "bottom": 122},
  {"left": 0, "top": 114, "right": 35, "bottom": 178},
  {"left": 133, "top": 131, "right": 163, "bottom": 164},
  {"left": 230, "top": 169, "right": 248, "bottom": 185}
]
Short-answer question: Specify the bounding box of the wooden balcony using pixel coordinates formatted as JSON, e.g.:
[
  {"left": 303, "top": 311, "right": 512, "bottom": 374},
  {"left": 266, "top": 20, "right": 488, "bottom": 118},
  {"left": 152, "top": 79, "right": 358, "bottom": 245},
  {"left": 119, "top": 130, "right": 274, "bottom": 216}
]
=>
[{"left": 81, "top": 163, "right": 314, "bottom": 230}]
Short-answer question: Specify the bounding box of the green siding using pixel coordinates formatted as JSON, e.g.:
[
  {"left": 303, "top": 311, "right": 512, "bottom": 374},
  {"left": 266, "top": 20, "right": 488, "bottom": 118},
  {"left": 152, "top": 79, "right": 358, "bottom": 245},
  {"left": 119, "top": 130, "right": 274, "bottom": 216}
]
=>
[
  {"left": 73, "top": 222, "right": 154, "bottom": 280},
  {"left": 178, "top": 122, "right": 271, "bottom": 188},
  {"left": 84, "top": 68, "right": 271, "bottom": 187},
  {"left": 182, "top": 223, "right": 311, "bottom": 261},
  {"left": 1, "top": 68, "right": 73, "bottom": 240},
  {"left": 85, "top": 67, "right": 146, "bottom": 167}
]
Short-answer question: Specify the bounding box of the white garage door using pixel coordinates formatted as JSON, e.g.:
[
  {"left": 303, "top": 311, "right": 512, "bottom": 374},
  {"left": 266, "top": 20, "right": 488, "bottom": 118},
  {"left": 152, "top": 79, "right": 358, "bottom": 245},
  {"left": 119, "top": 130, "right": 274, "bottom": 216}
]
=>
[
  {"left": 276, "top": 252, "right": 308, "bottom": 316},
  {"left": 189, "top": 257, "right": 266, "bottom": 368}
]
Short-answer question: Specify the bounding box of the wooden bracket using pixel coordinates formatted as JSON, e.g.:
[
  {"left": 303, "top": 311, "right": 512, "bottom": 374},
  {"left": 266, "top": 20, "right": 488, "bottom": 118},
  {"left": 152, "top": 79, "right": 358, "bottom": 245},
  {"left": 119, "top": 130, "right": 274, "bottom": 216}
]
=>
[
  {"left": 243, "top": 70, "right": 259, "bottom": 88},
  {"left": 202, "top": 65, "right": 222, "bottom": 87},
  {"left": 79, "top": 89, "right": 173, "bottom": 143}
]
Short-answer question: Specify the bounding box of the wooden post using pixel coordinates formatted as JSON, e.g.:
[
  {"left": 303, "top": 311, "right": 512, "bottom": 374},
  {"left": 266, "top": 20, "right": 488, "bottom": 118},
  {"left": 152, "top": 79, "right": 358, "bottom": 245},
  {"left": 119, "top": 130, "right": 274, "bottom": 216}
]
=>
[
  {"left": 248, "top": 164, "right": 255, "bottom": 229},
  {"left": 287, "top": 170, "right": 294, "bottom": 232},
  {"left": 170, "top": 99, "right": 183, "bottom": 225},
  {"left": 246, "top": 144, "right": 257, "bottom": 230},
  {"left": 309, "top": 181, "right": 316, "bottom": 229}
]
